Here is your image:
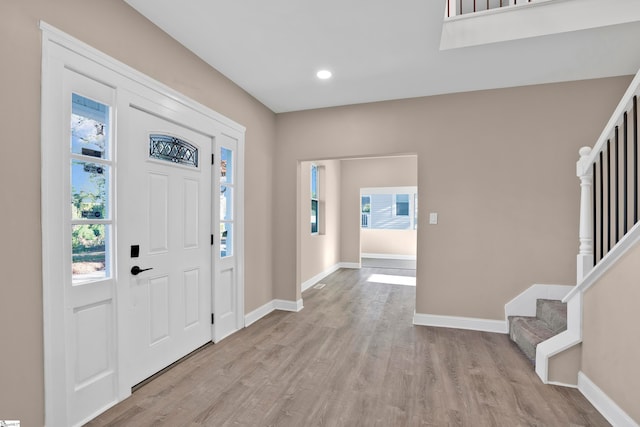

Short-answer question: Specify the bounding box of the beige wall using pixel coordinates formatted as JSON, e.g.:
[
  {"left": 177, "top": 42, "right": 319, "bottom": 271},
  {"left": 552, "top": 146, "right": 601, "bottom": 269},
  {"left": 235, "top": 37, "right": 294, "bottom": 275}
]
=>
[
  {"left": 361, "top": 229, "right": 417, "bottom": 257},
  {"left": 548, "top": 343, "right": 581, "bottom": 386},
  {"left": 0, "top": 1, "right": 276, "bottom": 425},
  {"left": 582, "top": 243, "right": 640, "bottom": 423},
  {"left": 275, "top": 77, "right": 632, "bottom": 319},
  {"left": 340, "top": 156, "right": 418, "bottom": 263},
  {"left": 299, "top": 160, "right": 342, "bottom": 284}
]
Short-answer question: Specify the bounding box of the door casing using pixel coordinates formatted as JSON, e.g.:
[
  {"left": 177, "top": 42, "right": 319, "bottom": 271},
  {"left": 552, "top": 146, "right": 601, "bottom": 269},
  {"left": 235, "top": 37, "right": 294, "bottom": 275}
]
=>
[{"left": 40, "top": 22, "right": 245, "bottom": 426}]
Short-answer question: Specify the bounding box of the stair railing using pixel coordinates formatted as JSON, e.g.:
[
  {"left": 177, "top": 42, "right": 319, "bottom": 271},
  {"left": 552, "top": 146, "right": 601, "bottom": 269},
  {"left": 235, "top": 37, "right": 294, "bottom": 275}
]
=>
[
  {"left": 445, "top": 0, "right": 549, "bottom": 18},
  {"left": 537, "top": 70, "right": 640, "bottom": 384},
  {"left": 576, "top": 69, "right": 640, "bottom": 283}
]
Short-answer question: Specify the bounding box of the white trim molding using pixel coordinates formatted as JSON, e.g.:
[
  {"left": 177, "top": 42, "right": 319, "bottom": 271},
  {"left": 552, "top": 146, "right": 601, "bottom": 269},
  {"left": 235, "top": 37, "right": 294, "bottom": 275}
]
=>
[
  {"left": 244, "top": 298, "right": 305, "bottom": 327},
  {"left": 505, "top": 284, "right": 574, "bottom": 318},
  {"left": 301, "top": 262, "right": 362, "bottom": 293},
  {"left": 245, "top": 301, "right": 277, "bottom": 327},
  {"left": 301, "top": 263, "right": 342, "bottom": 293},
  {"left": 413, "top": 312, "right": 508, "bottom": 334},
  {"left": 274, "top": 299, "right": 304, "bottom": 313},
  {"left": 361, "top": 253, "right": 416, "bottom": 261},
  {"left": 339, "top": 262, "right": 361, "bottom": 269},
  {"left": 578, "top": 372, "right": 640, "bottom": 427}
]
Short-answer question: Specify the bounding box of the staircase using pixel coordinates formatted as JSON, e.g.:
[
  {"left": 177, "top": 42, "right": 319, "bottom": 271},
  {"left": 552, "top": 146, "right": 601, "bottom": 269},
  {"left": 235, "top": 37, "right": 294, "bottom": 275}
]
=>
[{"left": 508, "top": 299, "right": 567, "bottom": 363}]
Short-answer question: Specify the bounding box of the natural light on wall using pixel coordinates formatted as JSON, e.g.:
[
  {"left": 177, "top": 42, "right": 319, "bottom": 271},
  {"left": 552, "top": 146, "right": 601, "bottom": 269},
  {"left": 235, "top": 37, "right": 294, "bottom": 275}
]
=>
[{"left": 367, "top": 274, "right": 416, "bottom": 287}]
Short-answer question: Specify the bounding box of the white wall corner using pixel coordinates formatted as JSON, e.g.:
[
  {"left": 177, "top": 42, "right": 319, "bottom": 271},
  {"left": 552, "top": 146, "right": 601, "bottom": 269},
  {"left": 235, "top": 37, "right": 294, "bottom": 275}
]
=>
[
  {"left": 413, "top": 312, "right": 508, "bottom": 334},
  {"left": 244, "top": 300, "right": 276, "bottom": 327},
  {"left": 578, "top": 372, "right": 640, "bottom": 427},
  {"left": 274, "top": 299, "right": 304, "bottom": 313}
]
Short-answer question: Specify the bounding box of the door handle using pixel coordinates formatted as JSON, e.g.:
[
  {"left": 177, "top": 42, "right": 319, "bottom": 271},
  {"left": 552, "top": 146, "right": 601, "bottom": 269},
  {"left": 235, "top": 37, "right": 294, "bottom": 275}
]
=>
[{"left": 131, "top": 265, "right": 153, "bottom": 276}]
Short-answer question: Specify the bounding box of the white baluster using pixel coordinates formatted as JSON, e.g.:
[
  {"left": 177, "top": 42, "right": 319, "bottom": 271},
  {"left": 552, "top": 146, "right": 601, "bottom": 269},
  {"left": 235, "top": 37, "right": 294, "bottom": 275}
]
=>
[
  {"left": 577, "top": 146, "right": 594, "bottom": 282},
  {"left": 448, "top": 0, "right": 458, "bottom": 17}
]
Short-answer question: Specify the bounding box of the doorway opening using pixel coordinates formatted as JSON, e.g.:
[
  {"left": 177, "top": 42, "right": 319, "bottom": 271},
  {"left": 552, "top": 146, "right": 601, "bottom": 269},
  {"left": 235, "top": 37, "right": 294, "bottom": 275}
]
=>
[{"left": 297, "top": 154, "right": 418, "bottom": 297}]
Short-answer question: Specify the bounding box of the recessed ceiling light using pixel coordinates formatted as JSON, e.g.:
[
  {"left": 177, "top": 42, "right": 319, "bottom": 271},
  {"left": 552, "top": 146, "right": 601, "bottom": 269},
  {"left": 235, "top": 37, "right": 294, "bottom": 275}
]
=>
[{"left": 316, "top": 70, "right": 332, "bottom": 80}]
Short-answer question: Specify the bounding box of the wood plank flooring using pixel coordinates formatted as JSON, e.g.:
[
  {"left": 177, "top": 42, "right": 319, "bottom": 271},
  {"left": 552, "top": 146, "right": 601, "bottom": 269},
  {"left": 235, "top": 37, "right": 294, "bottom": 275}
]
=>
[{"left": 87, "top": 267, "right": 609, "bottom": 426}]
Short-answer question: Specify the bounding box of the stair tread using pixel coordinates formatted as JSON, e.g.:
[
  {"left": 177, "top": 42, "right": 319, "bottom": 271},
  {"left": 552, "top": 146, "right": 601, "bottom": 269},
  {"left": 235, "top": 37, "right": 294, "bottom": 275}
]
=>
[{"left": 508, "top": 316, "right": 558, "bottom": 363}]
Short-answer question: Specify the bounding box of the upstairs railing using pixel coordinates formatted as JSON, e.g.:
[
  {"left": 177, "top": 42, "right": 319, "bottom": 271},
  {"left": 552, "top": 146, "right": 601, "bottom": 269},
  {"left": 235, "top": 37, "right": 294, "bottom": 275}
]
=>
[
  {"left": 576, "top": 70, "right": 640, "bottom": 282},
  {"left": 446, "top": 0, "right": 548, "bottom": 18}
]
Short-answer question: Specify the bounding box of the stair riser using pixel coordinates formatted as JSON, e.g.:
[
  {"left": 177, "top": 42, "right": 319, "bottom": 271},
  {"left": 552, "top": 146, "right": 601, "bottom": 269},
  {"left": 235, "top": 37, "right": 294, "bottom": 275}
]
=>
[
  {"left": 508, "top": 316, "right": 557, "bottom": 364},
  {"left": 536, "top": 299, "right": 567, "bottom": 333}
]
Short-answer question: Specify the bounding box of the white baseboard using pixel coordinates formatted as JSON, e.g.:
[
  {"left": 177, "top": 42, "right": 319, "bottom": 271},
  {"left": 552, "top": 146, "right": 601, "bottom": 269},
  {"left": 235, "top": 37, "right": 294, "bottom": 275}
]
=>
[
  {"left": 361, "top": 253, "right": 416, "bottom": 260},
  {"left": 339, "top": 262, "right": 360, "bottom": 269},
  {"left": 274, "top": 298, "right": 303, "bottom": 313},
  {"left": 301, "top": 262, "right": 364, "bottom": 293},
  {"left": 301, "top": 263, "right": 342, "bottom": 293},
  {"left": 413, "top": 312, "right": 508, "bottom": 334},
  {"left": 244, "top": 298, "right": 304, "bottom": 326},
  {"left": 245, "top": 300, "right": 277, "bottom": 327},
  {"left": 547, "top": 380, "right": 578, "bottom": 389},
  {"left": 578, "top": 372, "right": 639, "bottom": 427}
]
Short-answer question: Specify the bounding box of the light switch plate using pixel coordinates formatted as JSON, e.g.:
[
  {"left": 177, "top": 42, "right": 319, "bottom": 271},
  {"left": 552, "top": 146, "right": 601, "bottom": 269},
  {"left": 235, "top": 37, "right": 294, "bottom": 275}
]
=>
[{"left": 429, "top": 212, "right": 438, "bottom": 224}]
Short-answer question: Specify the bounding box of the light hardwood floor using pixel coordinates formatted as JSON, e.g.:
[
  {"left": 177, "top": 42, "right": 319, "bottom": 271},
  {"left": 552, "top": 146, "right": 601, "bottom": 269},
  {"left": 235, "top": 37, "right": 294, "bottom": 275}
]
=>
[{"left": 87, "top": 267, "right": 609, "bottom": 426}]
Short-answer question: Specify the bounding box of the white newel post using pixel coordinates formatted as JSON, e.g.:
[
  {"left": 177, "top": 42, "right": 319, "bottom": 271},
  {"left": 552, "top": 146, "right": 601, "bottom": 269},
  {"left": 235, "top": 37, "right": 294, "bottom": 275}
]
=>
[{"left": 577, "top": 146, "right": 594, "bottom": 282}]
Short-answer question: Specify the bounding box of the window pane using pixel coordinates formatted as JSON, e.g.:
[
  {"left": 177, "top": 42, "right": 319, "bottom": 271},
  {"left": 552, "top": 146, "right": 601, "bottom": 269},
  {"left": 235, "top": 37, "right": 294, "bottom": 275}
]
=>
[
  {"left": 149, "top": 134, "right": 198, "bottom": 167},
  {"left": 71, "top": 94, "right": 109, "bottom": 159},
  {"left": 396, "top": 194, "right": 409, "bottom": 216},
  {"left": 221, "top": 147, "right": 233, "bottom": 184},
  {"left": 220, "top": 185, "right": 232, "bottom": 221},
  {"left": 311, "top": 199, "right": 318, "bottom": 233},
  {"left": 72, "top": 224, "right": 108, "bottom": 283},
  {"left": 311, "top": 164, "right": 318, "bottom": 199},
  {"left": 220, "top": 223, "right": 232, "bottom": 258},
  {"left": 71, "top": 160, "right": 109, "bottom": 220},
  {"left": 361, "top": 196, "right": 370, "bottom": 213}
]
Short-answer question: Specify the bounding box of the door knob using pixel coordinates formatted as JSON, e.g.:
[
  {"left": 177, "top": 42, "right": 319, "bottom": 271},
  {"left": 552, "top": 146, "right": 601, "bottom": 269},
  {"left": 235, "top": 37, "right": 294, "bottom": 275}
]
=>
[{"left": 131, "top": 265, "right": 153, "bottom": 275}]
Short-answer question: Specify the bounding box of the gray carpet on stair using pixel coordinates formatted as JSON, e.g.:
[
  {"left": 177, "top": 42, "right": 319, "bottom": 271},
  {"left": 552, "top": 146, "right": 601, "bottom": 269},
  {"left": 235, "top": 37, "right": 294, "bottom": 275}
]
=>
[{"left": 509, "top": 299, "right": 567, "bottom": 364}]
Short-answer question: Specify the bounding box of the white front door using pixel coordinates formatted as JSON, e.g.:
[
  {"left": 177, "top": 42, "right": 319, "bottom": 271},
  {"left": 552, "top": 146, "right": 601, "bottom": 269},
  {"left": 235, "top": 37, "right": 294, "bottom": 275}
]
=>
[
  {"left": 42, "top": 25, "right": 246, "bottom": 426},
  {"left": 213, "top": 133, "right": 245, "bottom": 342},
  {"left": 118, "top": 95, "right": 213, "bottom": 387}
]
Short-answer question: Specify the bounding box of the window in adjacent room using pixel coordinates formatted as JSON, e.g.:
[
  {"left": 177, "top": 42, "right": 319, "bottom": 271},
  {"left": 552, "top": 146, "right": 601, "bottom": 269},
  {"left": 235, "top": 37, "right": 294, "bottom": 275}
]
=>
[
  {"left": 361, "top": 195, "right": 371, "bottom": 228},
  {"left": 360, "top": 187, "right": 417, "bottom": 230},
  {"left": 395, "top": 194, "right": 410, "bottom": 216}
]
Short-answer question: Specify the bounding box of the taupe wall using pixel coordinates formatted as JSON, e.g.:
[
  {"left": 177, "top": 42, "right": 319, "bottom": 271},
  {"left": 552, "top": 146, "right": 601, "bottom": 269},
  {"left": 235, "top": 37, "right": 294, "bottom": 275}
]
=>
[
  {"left": 340, "top": 156, "right": 418, "bottom": 263},
  {"left": 275, "top": 77, "right": 631, "bottom": 318},
  {"left": 361, "top": 229, "right": 417, "bottom": 257},
  {"left": 299, "top": 160, "right": 341, "bottom": 284},
  {"left": 582, "top": 243, "right": 640, "bottom": 423},
  {"left": 0, "top": 1, "right": 276, "bottom": 425}
]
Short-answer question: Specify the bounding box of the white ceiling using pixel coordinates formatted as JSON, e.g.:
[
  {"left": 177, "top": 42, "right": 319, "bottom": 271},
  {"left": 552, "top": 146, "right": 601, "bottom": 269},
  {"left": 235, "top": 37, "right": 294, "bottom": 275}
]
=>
[{"left": 124, "top": 0, "right": 640, "bottom": 113}]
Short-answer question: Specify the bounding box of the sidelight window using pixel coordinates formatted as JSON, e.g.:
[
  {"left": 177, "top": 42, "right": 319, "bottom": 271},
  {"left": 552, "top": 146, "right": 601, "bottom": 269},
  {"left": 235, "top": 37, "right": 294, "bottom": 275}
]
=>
[
  {"left": 311, "top": 164, "right": 319, "bottom": 234},
  {"left": 70, "top": 94, "right": 112, "bottom": 284},
  {"left": 220, "top": 147, "right": 234, "bottom": 258}
]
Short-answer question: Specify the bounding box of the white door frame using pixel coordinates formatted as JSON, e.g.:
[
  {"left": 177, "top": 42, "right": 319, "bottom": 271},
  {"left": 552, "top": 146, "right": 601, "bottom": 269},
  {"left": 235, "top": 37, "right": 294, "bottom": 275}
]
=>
[{"left": 40, "top": 23, "right": 245, "bottom": 426}]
